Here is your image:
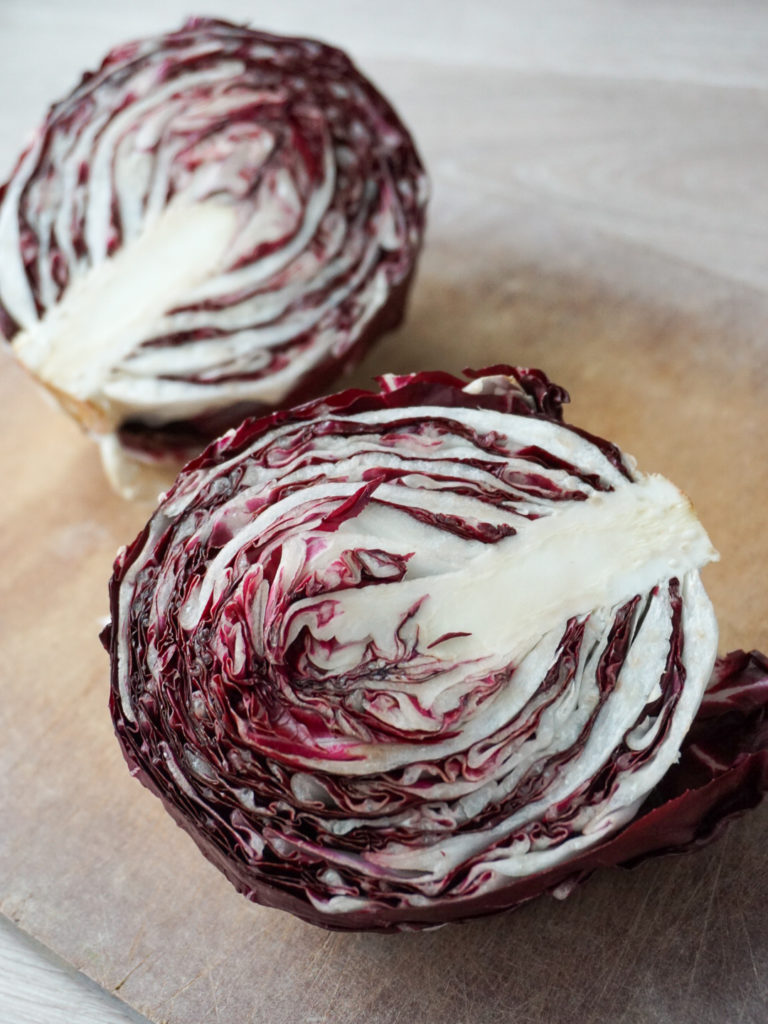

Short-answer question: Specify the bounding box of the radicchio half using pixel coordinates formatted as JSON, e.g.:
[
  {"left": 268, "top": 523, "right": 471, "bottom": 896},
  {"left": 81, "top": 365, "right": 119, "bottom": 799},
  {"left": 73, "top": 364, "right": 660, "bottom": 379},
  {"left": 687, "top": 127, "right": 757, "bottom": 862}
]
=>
[
  {"left": 104, "top": 367, "right": 768, "bottom": 930},
  {"left": 0, "top": 17, "right": 427, "bottom": 498}
]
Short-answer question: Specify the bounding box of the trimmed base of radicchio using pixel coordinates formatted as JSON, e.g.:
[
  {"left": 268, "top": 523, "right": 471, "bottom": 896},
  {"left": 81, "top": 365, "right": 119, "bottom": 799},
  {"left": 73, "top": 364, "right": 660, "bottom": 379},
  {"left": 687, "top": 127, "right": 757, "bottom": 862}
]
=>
[{"left": 112, "top": 649, "right": 768, "bottom": 932}]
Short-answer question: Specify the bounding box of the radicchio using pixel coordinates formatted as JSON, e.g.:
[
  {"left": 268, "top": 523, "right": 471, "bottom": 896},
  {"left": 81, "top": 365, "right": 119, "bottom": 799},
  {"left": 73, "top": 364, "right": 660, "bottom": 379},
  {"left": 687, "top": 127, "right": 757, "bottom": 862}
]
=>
[
  {"left": 104, "top": 367, "right": 768, "bottom": 930},
  {"left": 0, "top": 18, "right": 427, "bottom": 498}
]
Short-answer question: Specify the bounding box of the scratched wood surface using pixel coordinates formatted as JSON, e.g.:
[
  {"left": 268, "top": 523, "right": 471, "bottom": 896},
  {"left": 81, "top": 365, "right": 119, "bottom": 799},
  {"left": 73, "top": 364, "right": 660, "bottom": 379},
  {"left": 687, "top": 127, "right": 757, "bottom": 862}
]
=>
[{"left": 1, "top": 3, "right": 767, "bottom": 1023}]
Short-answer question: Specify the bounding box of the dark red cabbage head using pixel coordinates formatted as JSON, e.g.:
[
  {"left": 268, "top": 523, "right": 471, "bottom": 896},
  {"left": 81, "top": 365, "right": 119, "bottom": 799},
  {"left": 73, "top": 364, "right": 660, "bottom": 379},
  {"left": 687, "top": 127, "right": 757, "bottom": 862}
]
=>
[
  {"left": 0, "top": 17, "right": 427, "bottom": 497},
  {"left": 104, "top": 367, "right": 768, "bottom": 930}
]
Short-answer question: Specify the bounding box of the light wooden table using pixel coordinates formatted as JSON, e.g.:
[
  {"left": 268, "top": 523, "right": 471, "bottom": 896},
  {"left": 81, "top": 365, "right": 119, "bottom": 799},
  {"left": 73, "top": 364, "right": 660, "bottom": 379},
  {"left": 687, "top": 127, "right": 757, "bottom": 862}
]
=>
[{"left": 2, "top": 3, "right": 767, "bottom": 1023}]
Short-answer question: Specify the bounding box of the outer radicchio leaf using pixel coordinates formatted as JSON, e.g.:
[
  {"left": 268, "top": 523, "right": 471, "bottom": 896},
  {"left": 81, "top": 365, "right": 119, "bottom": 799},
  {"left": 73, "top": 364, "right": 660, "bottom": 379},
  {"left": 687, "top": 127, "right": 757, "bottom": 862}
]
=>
[
  {"left": 0, "top": 17, "right": 427, "bottom": 499},
  {"left": 105, "top": 366, "right": 768, "bottom": 931}
]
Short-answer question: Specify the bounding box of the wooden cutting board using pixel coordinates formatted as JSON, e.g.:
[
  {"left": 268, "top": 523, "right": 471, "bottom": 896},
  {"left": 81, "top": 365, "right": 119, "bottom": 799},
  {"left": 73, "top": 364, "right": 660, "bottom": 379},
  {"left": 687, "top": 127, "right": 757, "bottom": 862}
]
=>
[{"left": 2, "top": 14, "right": 767, "bottom": 1024}]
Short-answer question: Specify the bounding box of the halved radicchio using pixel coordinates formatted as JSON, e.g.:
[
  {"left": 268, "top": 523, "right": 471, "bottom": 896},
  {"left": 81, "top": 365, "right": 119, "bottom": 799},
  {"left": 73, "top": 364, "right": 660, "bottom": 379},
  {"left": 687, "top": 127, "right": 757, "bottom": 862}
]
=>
[
  {"left": 104, "top": 367, "right": 768, "bottom": 931},
  {"left": 0, "top": 17, "right": 427, "bottom": 498}
]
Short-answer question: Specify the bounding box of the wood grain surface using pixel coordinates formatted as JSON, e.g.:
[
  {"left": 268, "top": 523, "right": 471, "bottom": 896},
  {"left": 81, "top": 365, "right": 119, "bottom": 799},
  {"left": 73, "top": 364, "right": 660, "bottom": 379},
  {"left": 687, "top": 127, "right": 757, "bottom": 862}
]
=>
[{"left": 1, "top": 3, "right": 767, "bottom": 1023}]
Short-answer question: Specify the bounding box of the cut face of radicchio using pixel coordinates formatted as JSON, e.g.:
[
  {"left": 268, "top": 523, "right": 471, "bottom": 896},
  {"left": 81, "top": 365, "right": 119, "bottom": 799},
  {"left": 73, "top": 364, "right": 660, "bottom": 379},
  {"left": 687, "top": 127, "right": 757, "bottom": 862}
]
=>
[
  {"left": 0, "top": 18, "right": 427, "bottom": 499},
  {"left": 104, "top": 367, "right": 768, "bottom": 931}
]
